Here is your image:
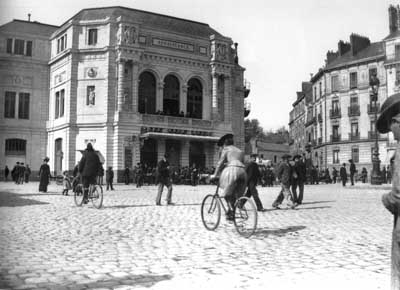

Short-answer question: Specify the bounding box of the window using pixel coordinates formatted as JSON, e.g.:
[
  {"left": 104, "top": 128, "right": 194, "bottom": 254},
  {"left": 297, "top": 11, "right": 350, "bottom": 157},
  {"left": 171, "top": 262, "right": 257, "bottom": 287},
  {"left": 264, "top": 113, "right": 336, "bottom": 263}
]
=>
[
  {"left": 60, "top": 90, "right": 65, "bottom": 117},
  {"left": 332, "top": 125, "right": 339, "bottom": 138},
  {"left": 351, "top": 122, "right": 359, "bottom": 137},
  {"left": 350, "top": 96, "right": 358, "bottom": 106},
  {"left": 88, "top": 29, "right": 98, "bottom": 45},
  {"left": 57, "top": 34, "right": 67, "bottom": 53},
  {"left": 5, "top": 139, "right": 26, "bottom": 156},
  {"left": 55, "top": 91, "right": 60, "bottom": 119},
  {"left": 4, "top": 91, "right": 16, "bottom": 118},
  {"left": 369, "top": 68, "right": 377, "bottom": 81},
  {"left": 331, "top": 75, "right": 339, "bottom": 92},
  {"left": 6, "top": 38, "right": 12, "bottom": 53},
  {"left": 370, "top": 120, "right": 376, "bottom": 131},
  {"left": 350, "top": 72, "right": 357, "bottom": 89},
  {"left": 14, "top": 39, "right": 25, "bottom": 55},
  {"left": 187, "top": 78, "right": 203, "bottom": 119},
  {"left": 26, "top": 41, "right": 32, "bottom": 56},
  {"left": 319, "top": 82, "right": 322, "bottom": 98},
  {"left": 138, "top": 72, "right": 156, "bottom": 114},
  {"left": 332, "top": 99, "right": 339, "bottom": 112},
  {"left": 86, "top": 86, "right": 95, "bottom": 106},
  {"left": 352, "top": 147, "right": 359, "bottom": 163},
  {"left": 163, "top": 75, "right": 180, "bottom": 116},
  {"left": 396, "top": 44, "right": 400, "bottom": 59},
  {"left": 396, "top": 70, "right": 400, "bottom": 85},
  {"left": 314, "top": 87, "right": 317, "bottom": 100},
  {"left": 333, "top": 150, "right": 340, "bottom": 164},
  {"left": 18, "top": 93, "right": 30, "bottom": 119}
]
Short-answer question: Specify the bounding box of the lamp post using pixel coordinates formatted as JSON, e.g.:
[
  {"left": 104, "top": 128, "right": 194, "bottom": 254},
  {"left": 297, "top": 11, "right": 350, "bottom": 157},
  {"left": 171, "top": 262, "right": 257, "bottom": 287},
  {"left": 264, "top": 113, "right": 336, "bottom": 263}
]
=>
[{"left": 370, "top": 73, "right": 381, "bottom": 185}]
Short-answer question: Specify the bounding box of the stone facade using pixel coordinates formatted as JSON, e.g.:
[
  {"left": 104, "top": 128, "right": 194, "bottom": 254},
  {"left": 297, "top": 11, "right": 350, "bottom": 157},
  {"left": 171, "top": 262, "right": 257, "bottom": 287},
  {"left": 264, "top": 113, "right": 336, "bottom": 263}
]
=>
[
  {"left": 0, "top": 20, "right": 58, "bottom": 180},
  {"left": 46, "top": 7, "right": 247, "bottom": 179}
]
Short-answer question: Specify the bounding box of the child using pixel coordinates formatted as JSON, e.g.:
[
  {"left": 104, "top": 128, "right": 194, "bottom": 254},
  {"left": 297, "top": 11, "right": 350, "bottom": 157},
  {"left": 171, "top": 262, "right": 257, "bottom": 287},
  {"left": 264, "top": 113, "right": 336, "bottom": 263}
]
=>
[
  {"left": 62, "top": 171, "right": 72, "bottom": 195},
  {"left": 378, "top": 94, "right": 400, "bottom": 289}
]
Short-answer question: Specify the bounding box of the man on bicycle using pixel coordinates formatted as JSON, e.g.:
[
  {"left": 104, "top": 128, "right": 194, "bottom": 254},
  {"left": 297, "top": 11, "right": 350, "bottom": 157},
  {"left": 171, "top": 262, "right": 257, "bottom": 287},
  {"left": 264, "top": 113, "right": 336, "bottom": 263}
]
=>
[
  {"left": 210, "top": 133, "right": 247, "bottom": 220},
  {"left": 79, "top": 143, "right": 101, "bottom": 204}
]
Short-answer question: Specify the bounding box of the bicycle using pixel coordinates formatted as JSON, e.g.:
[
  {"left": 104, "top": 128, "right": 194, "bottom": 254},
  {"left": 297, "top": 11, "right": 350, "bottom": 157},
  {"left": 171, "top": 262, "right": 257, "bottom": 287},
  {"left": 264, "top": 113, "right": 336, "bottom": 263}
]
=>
[
  {"left": 74, "top": 182, "right": 103, "bottom": 209},
  {"left": 201, "top": 184, "right": 258, "bottom": 238}
]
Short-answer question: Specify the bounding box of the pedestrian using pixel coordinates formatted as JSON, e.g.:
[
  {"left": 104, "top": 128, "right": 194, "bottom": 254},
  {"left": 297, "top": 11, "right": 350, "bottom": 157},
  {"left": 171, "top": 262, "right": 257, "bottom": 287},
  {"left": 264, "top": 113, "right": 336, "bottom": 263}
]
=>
[
  {"left": 388, "top": 164, "right": 393, "bottom": 184},
  {"left": 292, "top": 154, "right": 306, "bottom": 204},
  {"left": 72, "top": 162, "right": 80, "bottom": 192},
  {"left": 210, "top": 133, "right": 247, "bottom": 220},
  {"left": 332, "top": 167, "right": 338, "bottom": 183},
  {"left": 377, "top": 94, "right": 400, "bottom": 289},
  {"left": 155, "top": 153, "right": 173, "bottom": 206},
  {"left": 272, "top": 154, "right": 297, "bottom": 209},
  {"left": 324, "top": 168, "right": 331, "bottom": 184},
  {"left": 106, "top": 166, "right": 114, "bottom": 190},
  {"left": 135, "top": 163, "right": 143, "bottom": 188},
  {"left": 98, "top": 164, "right": 104, "bottom": 186},
  {"left": 78, "top": 143, "right": 101, "bottom": 204},
  {"left": 19, "top": 162, "right": 26, "bottom": 184},
  {"left": 349, "top": 159, "right": 356, "bottom": 186},
  {"left": 11, "top": 162, "right": 18, "bottom": 183},
  {"left": 340, "top": 163, "right": 347, "bottom": 187},
  {"left": 38, "top": 157, "right": 51, "bottom": 193},
  {"left": 245, "top": 154, "right": 264, "bottom": 211},
  {"left": 191, "top": 163, "right": 199, "bottom": 186},
  {"left": 4, "top": 165, "right": 9, "bottom": 181},
  {"left": 382, "top": 166, "right": 387, "bottom": 184},
  {"left": 361, "top": 167, "right": 368, "bottom": 183},
  {"left": 62, "top": 171, "right": 72, "bottom": 195},
  {"left": 24, "top": 164, "right": 31, "bottom": 183},
  {"left": 124, "top": 167, "right": 130, "bottom": 185}
]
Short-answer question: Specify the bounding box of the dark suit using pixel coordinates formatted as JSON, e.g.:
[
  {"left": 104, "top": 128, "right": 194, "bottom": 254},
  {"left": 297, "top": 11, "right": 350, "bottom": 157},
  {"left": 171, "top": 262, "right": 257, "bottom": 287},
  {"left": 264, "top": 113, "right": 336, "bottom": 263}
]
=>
[
  {"left": 340, "top": 166, "right": 347, "bottom": 186},
  {"left": 245, "top": 161, "right": 263, "bottom": 211},
  {"left": 155, "top": 158, "right": 172, "bottom": 205},
  {"left": 292, "top": 159, "right": 306, "bottom": 204},
  {"left": 350, "top": 163, "right": 356, "bottom": 186},
  {"left": 79, "top": 149, "right": 101, "bottom": 200}
]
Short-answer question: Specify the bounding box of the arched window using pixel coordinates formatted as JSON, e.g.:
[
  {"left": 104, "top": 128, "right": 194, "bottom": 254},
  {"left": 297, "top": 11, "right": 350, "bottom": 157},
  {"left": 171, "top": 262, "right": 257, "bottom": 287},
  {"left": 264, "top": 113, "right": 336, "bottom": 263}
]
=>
[
  {"left": 138, "top": 72, "right": 156, "bottom": 114},
  {"left": 163, "top": 75, "right": 180, "bottom": 116},
  {"left": 5, "top": 139, "right": 26, "bottom": 155},
  {"left": 187, "top": 78, "right": 203, "bottom": 119}
]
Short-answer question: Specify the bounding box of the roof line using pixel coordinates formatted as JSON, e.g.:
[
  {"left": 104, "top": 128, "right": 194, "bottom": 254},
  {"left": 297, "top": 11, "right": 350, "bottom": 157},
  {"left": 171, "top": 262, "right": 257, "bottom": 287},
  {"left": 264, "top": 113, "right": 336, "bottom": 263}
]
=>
[
  {"left": 12, "top": 19, "right": 59, "bottom": 28},
  {"left": 58, "top": 6, "right": 210, "bottom": 31}
]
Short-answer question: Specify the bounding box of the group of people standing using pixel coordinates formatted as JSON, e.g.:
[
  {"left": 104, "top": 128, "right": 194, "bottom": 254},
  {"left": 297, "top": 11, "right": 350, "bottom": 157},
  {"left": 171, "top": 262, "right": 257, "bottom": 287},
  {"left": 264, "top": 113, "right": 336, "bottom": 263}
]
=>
[{"left": 4, "top": 162, "right": 31, "bottom": 184}]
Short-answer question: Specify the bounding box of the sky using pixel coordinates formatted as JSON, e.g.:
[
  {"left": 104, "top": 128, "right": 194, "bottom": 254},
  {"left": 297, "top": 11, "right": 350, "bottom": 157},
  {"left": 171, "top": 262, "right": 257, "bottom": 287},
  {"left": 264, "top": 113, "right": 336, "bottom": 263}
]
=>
[{"left": 0, "top": 0, "right": 395, "bottom": 131}]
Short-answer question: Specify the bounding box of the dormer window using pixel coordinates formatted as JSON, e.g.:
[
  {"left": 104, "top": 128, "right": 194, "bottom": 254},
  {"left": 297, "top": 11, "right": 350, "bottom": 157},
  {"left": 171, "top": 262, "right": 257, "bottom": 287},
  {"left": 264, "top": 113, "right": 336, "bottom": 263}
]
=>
[
  {"left": 57, "top": 34, "right": 67, "bottom": 54},
  {"left": 88, "top": 29, "right": 98, "bottom": 45}
]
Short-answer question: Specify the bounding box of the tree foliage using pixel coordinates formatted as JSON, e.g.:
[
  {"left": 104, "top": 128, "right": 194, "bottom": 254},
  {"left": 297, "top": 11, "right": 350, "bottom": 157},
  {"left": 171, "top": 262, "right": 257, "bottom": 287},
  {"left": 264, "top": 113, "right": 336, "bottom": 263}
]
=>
[{"left": 244, "top": 119, "right": 289, "bottom": 144}]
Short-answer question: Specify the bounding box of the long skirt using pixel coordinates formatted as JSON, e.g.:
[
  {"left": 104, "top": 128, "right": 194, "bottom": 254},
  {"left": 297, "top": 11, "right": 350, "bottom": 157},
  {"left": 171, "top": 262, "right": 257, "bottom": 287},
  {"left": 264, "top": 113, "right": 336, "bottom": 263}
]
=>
[
  {"left": 219, "top": 160, "right": 247, "bottom": 198},
  {"left": 39, "top": 175, "right": 49, "bottom": 192}
]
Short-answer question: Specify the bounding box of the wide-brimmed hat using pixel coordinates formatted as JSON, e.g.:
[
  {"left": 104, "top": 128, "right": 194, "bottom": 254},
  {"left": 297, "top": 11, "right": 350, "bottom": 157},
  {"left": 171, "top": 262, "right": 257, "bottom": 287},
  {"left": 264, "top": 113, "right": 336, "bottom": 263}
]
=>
[
  {"left": 377, "top": 93, "right": 400, "bottom": 134},
  {"left": 217, "top": 133, "right": 234, "bottom": 147},
  {"left": 281, "top": 153, "right": 292, "bottom": 159}
]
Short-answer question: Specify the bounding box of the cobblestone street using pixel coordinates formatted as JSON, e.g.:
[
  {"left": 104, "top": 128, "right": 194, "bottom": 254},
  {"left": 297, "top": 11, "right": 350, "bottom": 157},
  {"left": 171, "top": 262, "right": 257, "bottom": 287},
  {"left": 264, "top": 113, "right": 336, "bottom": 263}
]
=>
[{"left": 0, "top": 182, "right": 393, "bottom": 289}]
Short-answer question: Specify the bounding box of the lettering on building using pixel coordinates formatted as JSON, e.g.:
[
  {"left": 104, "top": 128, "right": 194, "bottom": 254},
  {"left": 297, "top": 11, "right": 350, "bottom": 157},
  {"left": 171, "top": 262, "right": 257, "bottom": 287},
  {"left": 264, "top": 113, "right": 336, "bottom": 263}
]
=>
[{"left": 152, "top": 38, "right": 194, "bottom": 52}]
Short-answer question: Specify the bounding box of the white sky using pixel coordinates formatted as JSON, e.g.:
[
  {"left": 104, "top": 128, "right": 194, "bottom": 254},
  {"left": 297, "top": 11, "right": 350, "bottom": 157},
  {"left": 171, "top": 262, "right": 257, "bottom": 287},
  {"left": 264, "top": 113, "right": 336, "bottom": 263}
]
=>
[{"left": 0, "top": 0, "right": 395, "bottom": 130}]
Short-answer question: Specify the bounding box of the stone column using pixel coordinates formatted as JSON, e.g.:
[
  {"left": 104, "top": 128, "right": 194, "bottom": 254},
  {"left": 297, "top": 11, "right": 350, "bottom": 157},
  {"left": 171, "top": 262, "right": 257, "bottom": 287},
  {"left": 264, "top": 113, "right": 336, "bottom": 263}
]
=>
[
  {"left": 224, "top": 75, "right": 231, "bottom": 123},
  {"left": 181, "top": 84, "right": 188, "bottom": 115},
  {"left": 157, "top": 81, "right": 164, "bottom": 112},
  {"left": 212, "top": 73, "right": 219, "bottom": 120},
  {"left": 117, "top": 58, "right": 126, "bottom": 111},
  {"left": 157, "top": 139, "right": 165, "bottom": 161},
  {"left": 131, "top": 62, "right": 139, "bottom": 112},
  {"left": 181, "top": 141, "right": 190, "bottom": 167}
]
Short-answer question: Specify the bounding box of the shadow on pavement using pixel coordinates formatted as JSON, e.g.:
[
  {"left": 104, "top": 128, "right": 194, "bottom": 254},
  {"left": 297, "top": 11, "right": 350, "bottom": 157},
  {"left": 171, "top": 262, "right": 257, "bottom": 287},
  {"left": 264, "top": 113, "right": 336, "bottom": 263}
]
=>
[
  {"left": 254, "top": 225, "right": 306, "bottom": 238},
  {"left": 300, "top": 200, "right": 336, "bottom": 205},
  {"left": 105, "top": 203, "right": 202, "bottom": 209},
  {"left": 296, "top": 206, "right": 332, "bottom": 210},
  {"left": 0, "top": 273, "right": 173, "bottom": 289},
  {"left": 0, "top": 192, "right": 50, "bottom": 207}
]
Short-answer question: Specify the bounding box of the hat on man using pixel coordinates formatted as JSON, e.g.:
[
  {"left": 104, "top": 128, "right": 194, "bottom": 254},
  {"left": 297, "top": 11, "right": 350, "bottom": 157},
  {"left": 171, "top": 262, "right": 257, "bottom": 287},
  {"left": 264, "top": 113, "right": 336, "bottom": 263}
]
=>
[
  {"left": 292, "top": 154, "right": 301, "bottom": 160},
  {"left": 376, "top": 93, "right": 400, "bottom": 134},
  {"left": 43, "top": 157, "right": 50, "bottom": 162},
  {"left": 281, "top": 153, "right": 292, "bottom": 159},
  {"left": 217, "top": 133, "right": 234, "bottom": 147}
]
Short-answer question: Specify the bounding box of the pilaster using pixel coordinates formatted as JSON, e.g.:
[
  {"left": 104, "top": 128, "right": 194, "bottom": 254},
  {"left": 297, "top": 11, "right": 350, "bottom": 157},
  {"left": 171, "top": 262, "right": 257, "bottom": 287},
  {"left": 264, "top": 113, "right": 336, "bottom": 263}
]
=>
[
  {"left": 181, "top": 141, "right": 190, "bottom": 167},
  {"left": 131, "top": 62, "right": 139, "bottom": 112},
  {"left": 157, "top": 81, "right": 164, "bottom": 112},
  {"left": 117, "top": 58, "right": 126, "bottom": 111},
  {"left": 212, "top": 72, "right": 219, "bottom": 120},
  {"left": 224, "top": 75, "right": 231, "bottom": 123},
  {"left": 157, "top": 139, "right": 165, "bottom": 161},
  {"left": 181, "top": 85, "right": 188, "bottom": 114}
]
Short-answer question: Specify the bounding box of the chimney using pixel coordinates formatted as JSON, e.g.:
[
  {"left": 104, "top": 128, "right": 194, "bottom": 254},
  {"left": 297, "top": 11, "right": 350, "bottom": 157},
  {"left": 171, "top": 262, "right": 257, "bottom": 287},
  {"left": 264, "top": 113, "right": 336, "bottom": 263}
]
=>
[
  {"left": 234, "top": 42, "right": 238, "bottom": 64},
  {"left": 338, "top": 40, "right": 351, "bottom": 56},
  {"left": 389, "top": 5, "right": 398, "bottom": 33},
  {"left": 28, "top": 13, "right": 31, "bottom": 22},
  {"left": 350, "top": 33, "right": 370, "bottom": 56},
  {"left": 326, "top": 50, "right": 339, "bottom": 64}
]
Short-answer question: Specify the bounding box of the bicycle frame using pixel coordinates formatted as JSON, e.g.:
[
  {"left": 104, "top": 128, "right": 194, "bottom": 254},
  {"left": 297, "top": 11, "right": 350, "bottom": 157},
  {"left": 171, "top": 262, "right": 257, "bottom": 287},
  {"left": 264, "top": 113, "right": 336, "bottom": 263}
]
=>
[{"left": 213, "top": 185, "right": 232, "bottom": 214}]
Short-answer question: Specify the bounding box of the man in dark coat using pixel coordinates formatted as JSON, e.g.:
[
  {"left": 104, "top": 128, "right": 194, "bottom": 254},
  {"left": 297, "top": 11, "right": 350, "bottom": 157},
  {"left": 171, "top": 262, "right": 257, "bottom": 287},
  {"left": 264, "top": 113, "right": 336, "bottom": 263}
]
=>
[
  {"left": 292, "top": 154, "right": 307, "bottom": 204},
  {"left": 19, "top": 163, "right": 25, "bottom": 184},
  {"left": 349, "top": 159, "right": 357, "bottom": 186},
  {"left": 106, "top": 166, "right": 114, "bottom": 190},
  {"left": 245, "top": 154, "right": 264, "bottom": 211},
  {"left": 272, "top": 154, "right": 297, "bottom": 209},
  {"left": 340, "top": 163, "right": 347, "bottom": 186},
  {"left": 78, "top": 143, "right": 101, "bottom": 203},
  {"left": 4, "top": 165, "right": 9, "bottom": 181},
  {"left": 124, "top": 167, "right": 130, "bottom": 185},
  {"left": 332, "top": 167, "right": 338, "bottom": 183},
  {"left": 155, "top": 153, "right": 173, "bottom": 205}
]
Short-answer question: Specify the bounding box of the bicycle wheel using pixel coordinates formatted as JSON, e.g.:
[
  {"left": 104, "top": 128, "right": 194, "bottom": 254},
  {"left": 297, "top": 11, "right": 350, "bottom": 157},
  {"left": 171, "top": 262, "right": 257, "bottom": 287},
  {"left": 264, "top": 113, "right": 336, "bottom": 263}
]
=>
[
  {"left": 91, "top": 185, "right": 103, "bottom": 209},
  {"left": 234, "top": 196, "right": 257, "bottom": 238},
  {"left": 74, "top": 184, "right": 84, "bottom": 206},
  {"left": 201, "top": 194, "right": 221, "bottom": 231}
]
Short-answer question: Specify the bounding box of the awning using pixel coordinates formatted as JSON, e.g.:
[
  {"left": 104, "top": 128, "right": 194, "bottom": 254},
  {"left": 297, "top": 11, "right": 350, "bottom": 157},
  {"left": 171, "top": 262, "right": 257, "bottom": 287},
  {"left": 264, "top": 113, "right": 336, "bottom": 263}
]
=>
[{"left": 140, "top": 132, "right": 219, "bottom": 142}]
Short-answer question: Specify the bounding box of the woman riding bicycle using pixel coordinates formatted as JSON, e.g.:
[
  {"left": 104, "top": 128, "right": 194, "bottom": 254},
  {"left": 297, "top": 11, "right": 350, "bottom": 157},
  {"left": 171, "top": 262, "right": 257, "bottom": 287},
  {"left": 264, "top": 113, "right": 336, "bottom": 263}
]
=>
[
  {"left": 210, "top": 134, "right": 247, "bottom": 220},
  {"left": 78, "top": 143, "right": 101, "bottom": 204}
]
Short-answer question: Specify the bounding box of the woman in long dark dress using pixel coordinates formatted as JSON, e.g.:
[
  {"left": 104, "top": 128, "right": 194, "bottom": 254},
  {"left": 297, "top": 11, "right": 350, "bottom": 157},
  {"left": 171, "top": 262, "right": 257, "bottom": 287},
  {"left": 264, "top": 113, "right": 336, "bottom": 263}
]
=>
[{"left": 39, "top": 157, "right": 51, "bottom": 192}]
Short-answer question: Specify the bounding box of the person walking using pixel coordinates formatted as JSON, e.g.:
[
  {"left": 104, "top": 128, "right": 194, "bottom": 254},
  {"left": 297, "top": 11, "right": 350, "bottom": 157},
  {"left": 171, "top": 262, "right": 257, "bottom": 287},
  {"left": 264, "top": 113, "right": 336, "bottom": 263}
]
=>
[
  {"left": 62, "top": 171, "right": 72, "bottom": 195},
  {"left": 11, "top": 162, "right": 19, "bottom": 183},
  {"left": 210, "top": 133, "right": 247, "bottom": 220},
  {"left": 38, "top": 157, "right": 51, "bottom": 193},
  {"left": 155, "top": 153, "right": 173, "bottom": 206},
  {"left": 388, "top": 164, "right": 393, "bottom": 184},
  {"left": 272, "top": 154, "right": 297, "bottom": 209},
  {"left": 377, "top": 94, "right": 400, "bottom": 289},
  {"left": 340, "top": 163, "right": 348, "bottom": 187},
  {"left": 18, "top": 163, "right": 25, "bottom": 184},
  {"left": 361, "top": 167, "right": 368, "bottom": 183},
  {"left": 78, "top": 143, "right": 101, "bottom": 204},
  {"left": 24, "top": 164, "right": 31, "bottom": 183},
  {"left": 245, "top": 154, "right": 264, "bottom": 211},
  {"left": 332, "top": 167, "right": 338, "bottom": 184},
  {"left": 4, "top": 165, "right": 9, "bottom": 181},
  {"left": 124, "top": 167, "right": 130, "bottom": 185},
  {"left": 296, "top": 154, "right": 307, "bottom": 204},
  {"left": 106, "top": 166, "right": 114, "bottom": 190},
  {"left": 97, "top": 164, "right": 104, "bottom": 186},
  {"left": 382, "top": 166, "right": 387, "bottom": 184},
  {"left": 349, "top": 159, "right": 357, "bottom": 186}
]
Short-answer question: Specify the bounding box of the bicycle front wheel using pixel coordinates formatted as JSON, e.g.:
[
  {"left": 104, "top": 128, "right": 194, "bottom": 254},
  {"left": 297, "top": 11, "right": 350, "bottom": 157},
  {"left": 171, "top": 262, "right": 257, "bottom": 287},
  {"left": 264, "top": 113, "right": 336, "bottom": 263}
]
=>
[
  {"left": 91, "top": 185, "right": 103, "bottom": 209},
  {"left": 234, "top": 196, "right": 257, "bottom": 238},
  {"left": 201, "top": 194, "right": 221, "bottom": 231},
  {"left": 74, "top": 184, "right": 84, "bottom": 207}
]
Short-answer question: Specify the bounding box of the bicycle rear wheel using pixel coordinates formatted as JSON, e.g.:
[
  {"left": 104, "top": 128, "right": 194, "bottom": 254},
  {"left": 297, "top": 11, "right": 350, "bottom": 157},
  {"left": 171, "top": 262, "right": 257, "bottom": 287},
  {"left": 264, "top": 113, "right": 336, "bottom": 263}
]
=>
[
  {"left": 201, "top": 194, "right": 221, "bottom": 231},
  {"left": 234, "top": 196, "right": 257, "bottom": 238},
  {"left": 91, "top": 185, "right": 103, "bottom": 209},
  {"left": 74, "top": 184, "right": 84, "bottom": 207}
]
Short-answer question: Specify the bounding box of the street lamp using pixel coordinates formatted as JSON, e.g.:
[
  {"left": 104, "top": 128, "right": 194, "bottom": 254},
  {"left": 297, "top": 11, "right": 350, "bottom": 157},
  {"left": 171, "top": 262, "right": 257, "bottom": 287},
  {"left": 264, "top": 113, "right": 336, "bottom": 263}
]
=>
[{"left": 370, "top": 73, "right": 381, "bottom": 185}]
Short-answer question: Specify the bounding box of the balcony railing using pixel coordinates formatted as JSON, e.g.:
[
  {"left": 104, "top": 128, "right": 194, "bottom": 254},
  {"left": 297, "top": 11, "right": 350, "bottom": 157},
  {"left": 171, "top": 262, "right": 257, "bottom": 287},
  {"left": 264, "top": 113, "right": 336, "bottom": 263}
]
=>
[
  {"left": 367, "top": 103, "right": 380, "bottom": 114},
  {"left": 348, "top": 105, "right": 360, "bottom": 117},
  {"left": 318, "top": 113, "right": 322, "bottom": 123},
  {"left": 330, "top": 134, "right": 341, "bottom": 142},
  {"left": 348, "top": 133, "right": 360, "bottom": 141},
  {"left": 141, "top": 114, "right": 212, "bottom": 128},
  {"left": 329, "top": 109, "right": 341, "bottom": 119},
  {"left": 305, "top": 116, "right": 316, "bottom": 127}
]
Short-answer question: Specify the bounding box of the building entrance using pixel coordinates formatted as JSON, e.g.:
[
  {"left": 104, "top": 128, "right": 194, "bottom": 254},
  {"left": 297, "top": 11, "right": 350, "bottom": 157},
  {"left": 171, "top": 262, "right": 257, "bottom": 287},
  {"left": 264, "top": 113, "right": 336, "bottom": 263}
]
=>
[
  {"left": 54, "top": 138, "right": 63, "bottom": 176},
  {"left": 140, "top": 139, "right": 157, "bottom": 167},
  {"left": 189, "top": 141, "right": 205, "bottom": 169}
]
